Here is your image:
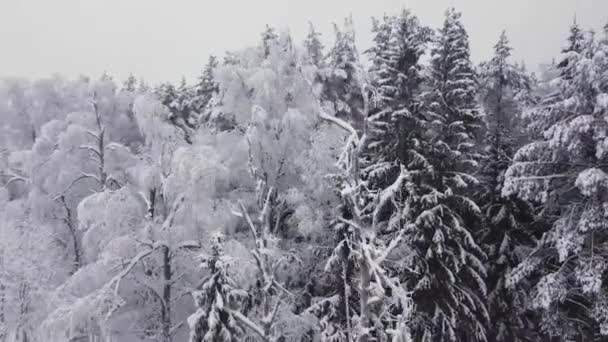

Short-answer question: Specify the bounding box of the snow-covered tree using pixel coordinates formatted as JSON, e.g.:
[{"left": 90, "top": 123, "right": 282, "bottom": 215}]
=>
[
  {"left": 261, "top": 25, "right": 279, "bottom": 58},
  {"left": 316, "top": 86, "right": 414, "bottom": 342},
  {"left": 283, "top": 26, "right": 417, "bottom": 339},
  {"left": 154, "top": 81, "right": 198, "bottom": 143},
  {"left": 39, "top": 94, "right": 219, "bottom": 342},
  {"left": 304, "top": 22, "right": 325, "bottom": 68},
  {"left": 185, "top": 30, "right": 326, "bottom": 340},
  {"left": 557, "top": 18, "right": 585, "bottom": 80},
  {"left": 192, "top": 55, "right": 219, "bottom": 117},
  {"left": 405, "top": 8, "right": 488, "bottom": 341},
  {"left": 362, "top": 9, "right": 431, "bottom": 200},
  {"left": 188, "top": 232, "right": 247, "bottom": 342},
  {"left": 476, "top": 31, "right": 540, "bottom": 342},
  {"left": 322, "top": 16, "right": 366, "bottom": 128},
  {"left": 504, "top": 27, "right": 608, "bottom": 340},
  {"left": 0, "top": 190, "right": 66, "bottom": 342}
]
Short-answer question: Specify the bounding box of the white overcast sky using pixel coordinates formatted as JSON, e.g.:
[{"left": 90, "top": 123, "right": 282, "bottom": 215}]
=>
[{"left": 1, "top": 0, "right": 607, "bottom": 84}]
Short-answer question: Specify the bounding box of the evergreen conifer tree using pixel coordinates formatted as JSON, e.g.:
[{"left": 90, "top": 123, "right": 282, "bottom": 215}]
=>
[
  {"left": 477, "top": 31, "right": 539, "bottom": 342},
  {"left": 304, "top": 22, "right": 325, "bottom": 67},
  {"left": 192, "top": 55, "right": 219, "bottom": 115},
  {"left": 188, "top": 233, "right": 247, "bottom": 342},
  {"left": 322, "top": 16, "right": 366, "bottom": 128},
  {"left": 407, "top": 8, "right": 488, "bottom": 341},
  {"left": 557, "top": 18, "right": 585, "bottom": 80},
  {"left": 261, "top": 25, "right": 279, "bottom": 58},
  {"left": 505, "top": 26, "right": 608, "bottom": 340}
]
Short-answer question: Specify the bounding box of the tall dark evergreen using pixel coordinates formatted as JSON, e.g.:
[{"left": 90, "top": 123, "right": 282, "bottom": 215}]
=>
[
  {"left": 188, "top": 233, "right": 247, "bottom": 342},
  {"left": 362, "top": 9, "right": 431, "bottom": 194},
  {"left": 477, "top": 31, "right": 539, "bottom": 342},
  {"left": 407, "top": 8, "right": 488, "bottom": 341}
]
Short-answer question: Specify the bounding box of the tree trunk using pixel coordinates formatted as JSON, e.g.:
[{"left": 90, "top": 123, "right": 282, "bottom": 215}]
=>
[
  {"left": 60, "top": 195, "right": 81, "bottom": 273},
  {"left": 359, "top": 258, "right": 371, "bottom": 342},
  {"left": 17, "top": 283, "right": 29, "bottom": 342},
  {"left": 148, "top": 188, "right": 156, "bottom": 219},
  {"left": 343, "top": 262, "right": 352, "bottom": 341},
  {"left": 161, "top": 246, "right": 172, "bottom": 342}
]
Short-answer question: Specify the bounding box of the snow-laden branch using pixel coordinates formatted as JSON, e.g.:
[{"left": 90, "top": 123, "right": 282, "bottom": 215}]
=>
[
  {"left": 1, "top": 170, "right": 28, "bottom": 187},
  {"left": 318, "top": 110, "right": 358, "bottom": 137},
  {"left": 373, "top": 164, "right": 408, "bottom": 225},
  {"left": 229, "top": 309, "right": 267, "bottom": 341},
  {"left": 161, "top": 194, "right": 185, "bottom": 231},
  {"left": 56, "top": 172, "right": 102, "bottom": 199},
  {"left": 112, "top": 245, "right": 159, "bottom": 296},
  {"left": 84, "top": 128, "right": 101, "bottom": 142},
  {"left": 374, "top": 229, "right": 406, "bottom": 266},
  {"left": 296, "top": 65, "right": 359, "bottom": 138},
  {"left": 509, "top": 174, "right": 572, "bottom": 181},
  {"left": 78, "top": 145, "right": 102, "bottom": 160}
]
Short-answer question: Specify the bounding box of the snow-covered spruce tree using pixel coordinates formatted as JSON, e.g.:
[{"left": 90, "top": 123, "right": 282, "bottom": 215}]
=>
[
  {"left": 304, "top": 22, "right": 325, "bottom": 68},
  {"left": 362, "top": 9, "right": 431, "bottom": 209},
  {"left": 504, "top": 28, "right": 608, "bottom": 339},
  {"left": 476, "top": 31, "right": 540, "bottom": 342},
  {"left": 188, "top": 232, "right": 247, "bottom": 342},
  {"left": 402, "top": 8, "right": 488, "bottom": 341},
  {"left": 192, "top": 55, "right": 219, "bottom": 117},
  {"left": 261, "top": 25, "right": 279, "bottom": 58},
  {"left": 557, "top": 18, "right": 585, "bottom": 81},
  {"left": 154, "top": 80, "right": 198, "bottom": 143},
  {"left": 322, "top": 16, "right": 366, "bottom": 129}
]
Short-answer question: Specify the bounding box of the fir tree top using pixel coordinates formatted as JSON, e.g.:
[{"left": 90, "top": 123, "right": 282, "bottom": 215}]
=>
[
  {"left": 429, "top": 7, "right": 477, "bottom": 111},
  {"left": 304, "top": 22, "right": 324, "bottom": 67},
  {"left": 261, "top": 24, "right": 279, "bottom": 57},
  {"left": 329, "top": 16, "right": 358, "bottom": 68},
  {"left": 563, "top": 17, "right": 585, "bottom": 54}
]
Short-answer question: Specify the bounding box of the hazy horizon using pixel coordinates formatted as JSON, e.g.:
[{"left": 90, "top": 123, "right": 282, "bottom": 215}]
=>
[{"left": 1, "top": 0, "right": 607, "bottom": 84}]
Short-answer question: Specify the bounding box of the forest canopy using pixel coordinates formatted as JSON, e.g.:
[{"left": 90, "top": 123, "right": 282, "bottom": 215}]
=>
[{"left": 2, "top": 7, "right": 608, "bottom": 342}]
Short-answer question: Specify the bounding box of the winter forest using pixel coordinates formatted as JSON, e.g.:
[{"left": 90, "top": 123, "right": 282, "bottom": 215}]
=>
[{"left": 2, "top": 5, "right": 608, "bottom": 342}]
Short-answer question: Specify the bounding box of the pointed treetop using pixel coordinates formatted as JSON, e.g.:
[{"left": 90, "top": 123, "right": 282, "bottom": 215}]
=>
[
  {"left": 122, "top": 73, "right": 137, "bottom": 92},
  {"left": 304, "top": 21, "right": 324, "bottom": 67},
  {"left": 261, "top": 24, "right": 279, "bottom": 57},
  {"left": 430, "top": 6, "right": 477, "bottom": 110},
  {"left": 445, "top": 6, "right": 463, "bottom": 24},
  {"left": 494, "top": 30, "right": 512, "bottom": 61},
  {"left": 329, "top": 16, "right": 359, "bottom": 67},
  {"left": 281, "top": 29, "right": 294, "bottom": 53},
  {"left": 563, "top": 16, "right": 585, "bottom": 53},
  {"left": 198, "top": 55, "right": 218, "bottom": 88}
]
